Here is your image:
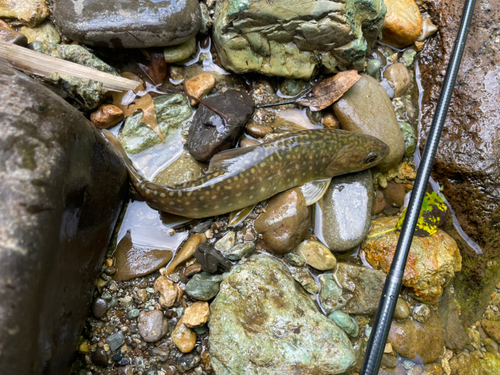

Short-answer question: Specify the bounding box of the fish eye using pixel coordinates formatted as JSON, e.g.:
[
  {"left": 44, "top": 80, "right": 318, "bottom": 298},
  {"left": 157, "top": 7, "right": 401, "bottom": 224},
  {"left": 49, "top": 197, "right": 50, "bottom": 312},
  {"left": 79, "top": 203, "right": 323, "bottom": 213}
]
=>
[{"left": 364, "top": 152, "right": 378, "bottom": 164}]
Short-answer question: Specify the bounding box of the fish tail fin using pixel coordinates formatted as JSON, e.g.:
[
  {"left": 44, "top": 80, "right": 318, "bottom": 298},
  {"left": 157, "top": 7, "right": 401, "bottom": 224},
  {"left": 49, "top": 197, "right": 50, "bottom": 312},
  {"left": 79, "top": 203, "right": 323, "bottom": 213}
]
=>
[{"left": 102, "top": 130, "right": 145, "bottom": 183}]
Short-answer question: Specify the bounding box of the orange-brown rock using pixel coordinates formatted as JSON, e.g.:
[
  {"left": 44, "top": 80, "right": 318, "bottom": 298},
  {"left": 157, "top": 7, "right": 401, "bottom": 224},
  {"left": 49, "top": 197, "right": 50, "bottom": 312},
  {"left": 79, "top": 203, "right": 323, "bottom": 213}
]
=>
[
  {"left": 381, "top": 0, "right": 422, "bottom": 48},
  {"left": 361, "top": 216, "right": 462, "bottom": 304},
  {"left": 172, "top": 318, "right": 196, "bottom": 353},
  {"left": 184, "top": 73, "right": 215, "bottom": 106},
  {"left": 90, "top": 104, "right": 124, "bottom": 129},
  {"left": 182, "top": 301, "right": 210, "bottom": 328}
]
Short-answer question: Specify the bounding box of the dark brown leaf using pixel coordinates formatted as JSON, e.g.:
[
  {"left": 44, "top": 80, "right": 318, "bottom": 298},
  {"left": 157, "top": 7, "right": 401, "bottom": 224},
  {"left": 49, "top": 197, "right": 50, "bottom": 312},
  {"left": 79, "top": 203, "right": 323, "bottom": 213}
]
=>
[
  {"left": 149, "top": 48, "right": 167, "bottom": 85},
  {"left": 297, "top": 70, "right": 361, "bottom": 111}
]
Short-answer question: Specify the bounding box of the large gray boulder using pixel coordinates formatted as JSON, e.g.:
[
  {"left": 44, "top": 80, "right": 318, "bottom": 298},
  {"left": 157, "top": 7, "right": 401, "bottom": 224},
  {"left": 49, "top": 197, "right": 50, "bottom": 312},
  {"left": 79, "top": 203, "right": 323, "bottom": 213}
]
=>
[
  {"left": 0, "top": 64, "right": 128, "bottom": 374},
  {"left": 209, "top": 255, "right": 356, "bottom": 374},
  {"left": 213, "top": 0, "right": 386, "bottom": 79}
]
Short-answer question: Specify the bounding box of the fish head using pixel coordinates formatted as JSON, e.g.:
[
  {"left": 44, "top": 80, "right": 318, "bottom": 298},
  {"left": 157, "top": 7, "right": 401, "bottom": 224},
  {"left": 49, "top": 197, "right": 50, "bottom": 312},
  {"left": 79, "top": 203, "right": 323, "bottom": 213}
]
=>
[{"left": 326, "top": 134, "right": 390, "bottom": 175}]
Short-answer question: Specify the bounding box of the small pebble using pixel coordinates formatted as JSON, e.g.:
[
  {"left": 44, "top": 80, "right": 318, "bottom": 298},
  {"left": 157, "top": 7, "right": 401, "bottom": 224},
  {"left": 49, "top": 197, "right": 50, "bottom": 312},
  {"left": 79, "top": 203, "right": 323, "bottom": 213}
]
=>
[
  {"left": 154, "top": 275, "right": 178, "bottom": 308},
  {"left": 138, "top": 310, "right": 169, "bottom": 342},
  {"left": 163, "top": 37, "right": 197, "bottom": 63},
  {"left": 166, "top": 234, "right": 206, "bottom": 274},
  {"left": 214, "top": 231, "right": 236, "bottom": 252},
  {"left": 172, "top": 319, "right": 197, "bottom": 353},
  {"left": 182, "top": 302, "right": 210, "bottom": 328},
  {"left": 90, "top": 104, "right": 125, "bottom": 129},
  {"left": 184, "top": 73, "right": 215, "bottom": 106},
  {"left": 106, "top": 331, "right": 125, "bottom": 351},
  {"left": 91, "top": 347, "right": 108, "bottom": 367},
  {"left": 322, "top": 113, "right": 340, "bottom": 129},
  {"left": 394, "top": 297, "right": 410, "bottom": 320},
  {"left": 366, "top": 59, "right": 382, "bottom": 79},
  {"left": 328, "top": 311, "right": 359, "bottom": 337},
  {"left": 246, "top": 122, "right": 273, "bottom": 138},
  {"left": 92, "top": 297, "right": 108, "bottom": 319},
  {"left": 294, "top": 240, "right": 337, "bottom": 271},
  {"left": 413, "top": 304, "right": 431, "bottom": 323},
  {"left": 223, "top": 242, "right": 255, "bottom": 261}
]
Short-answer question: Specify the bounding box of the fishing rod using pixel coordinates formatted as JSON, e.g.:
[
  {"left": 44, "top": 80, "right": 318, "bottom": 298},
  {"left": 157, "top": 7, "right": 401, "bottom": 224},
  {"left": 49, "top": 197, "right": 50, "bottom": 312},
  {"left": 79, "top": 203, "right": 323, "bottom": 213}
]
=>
[{"left": 360, "top": 0, "right": 477, "bottom": 373}]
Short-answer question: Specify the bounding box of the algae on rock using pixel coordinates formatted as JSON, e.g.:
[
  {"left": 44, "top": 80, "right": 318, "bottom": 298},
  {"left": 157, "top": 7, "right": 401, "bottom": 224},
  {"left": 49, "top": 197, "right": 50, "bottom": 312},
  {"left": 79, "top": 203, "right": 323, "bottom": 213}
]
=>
[{"left": 213, "top": 0, "right": 386, "bottom": 79}]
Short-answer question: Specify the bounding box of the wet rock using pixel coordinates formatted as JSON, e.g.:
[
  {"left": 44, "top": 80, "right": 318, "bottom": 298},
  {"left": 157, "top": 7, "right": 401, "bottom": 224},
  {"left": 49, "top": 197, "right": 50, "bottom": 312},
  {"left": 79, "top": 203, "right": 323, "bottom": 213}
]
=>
[
  {"left": 119, "top": 94, "right": 192, "bottom": 154},
  {"left": 177, "top": 353, "right": 201, "bottom": 372},
  {"left": 209, "top": 255, "right": 356, "bottom": 374},
  {"left": 322, "top": 113, "right": 340, "bottom": 129},
  {"left": 482, "top": 352, "right": 500, "bottom": 375},
  {"left": 194, "top": 242, "right": 232, "bottom": 274},
  {"left": 107, "top": 331, "right": 125, "bottom": 351},
  {"left": 20, "top": 21, "right": 60, "bottom": 44},
  {"left": 294, "top": 240, "right": 337, "bottom": 271},
  {"left": 222, "top": 242, "right": 255, "bottom": 261},
  {"left": 53, "top": 0, "right": 201, "bottom": 48},
  {"left": 246, "top": 122, "right": 274, "bottom": 138},
  {"left": 185, "top": 272, "right": 224, "bottom": 301},
  {"left": 366, "top": 59, "right": 381, "bottom": 79},
  {"left": 153, "top": 150, "right": 204, "bottom": 186},
  {"left": 439, "top": 286, "right": 469, "bottom": 350},
  {"left": 402, "top": 48, "right": 417, "bottom": 67},
  {"left": 289, "top": 266, "right": 320, "bottom": 294},
  {"left": 382, "top": 181, "right": 406, "bottom": 208},
  {"left": 172, "top": 319, "right": 196, "bottom": 353},
  {"left": 184, "top": 73, "right": 215, "bottom": 106},
  {"left": 113, "top": 232, "right": 174, "bottom": 282},
  {"left": 166, "top": 234, "right": 206, "bottom": 275},
  {"left": 388, "top": 308, "right": 444, "bottom": 364},
  {"left": 0, "top": 64, "right": 127, "bottom": 374},
  {"left": 381, "top": 0, "right": 422, "bottom": 48},
  {"left": 449, "top": 352, "right": 483, "bottom": 375},
  {"left": 163, "top": 37, "right": 197, "bottom": 63},
  {"left": 254, "top": 188, "right": 310, "bottom": 255},
  {"left": 0, "top": 26, "right": 27, "bottom": 45},
  {"left": 383, "top": 63, "right": 411, "bottom": 97},
  {"left": 333, "top": 74, "right": 405, "bottom": 171},
  {"left": 394, "top": 298, "right": 410, "bottom": 320},
  {"left": 187, "top": 90, "right": 255, "bottom": 162},
  {"left": 336, "top": 263, "right": 386, "bottom": 315},
  {"left": 481, "top": 320, "right": 500, "bottom": 343},
  {"left": 319, "top": 273, "right": 346, "bottom": 313},
  {"left": 316, "top": 170, "right": 373, "bottom": 252},
  {"left": 154, "top": 276, "right": 179, "bottom": 308},
  {"left": 372, "top": 190, "right": 386, "bottom": 215},
  {"left": 92, "top": 347, "right": 108, "bottom": 367},
  {"left": 362, "top": 216, "right": 462, "bottom": 304},
  {"left": 399, "top": 121, "right": 417, "bottom": 158},
  {"left": 91, "top": 104, "right": 124, "bottom": 129},
  {"left": 328, "top": 311, "right": 359, "bottom": 338},
  {"left": 419, "top": 0, "right": 500, "bottom": 325},
  {"left": 0, "top": 0, "right": 48, "bottom": 26},
  {"left": 183, "top": 302, "right": 210, "bottom": 328},
  {"left": 213, "top": 0, "right": 386, "bottom": 79},
  {"left": 214, "top": 231, "right": 236, "bottom": 252},
  {"left": 417, "top": 18, "right": 438, "bottom": 42},
  {"left": 413, "top": 304, "right": 431, "bottom": 323},
  {"left": 29, "top": 42, "right": 120, "bottom": 110},
  {"left": 138, "top": 310, "right": 169, "bottom": 343},
  {"left": 92, "top": 298, "right": 108, "bottom": 319}
]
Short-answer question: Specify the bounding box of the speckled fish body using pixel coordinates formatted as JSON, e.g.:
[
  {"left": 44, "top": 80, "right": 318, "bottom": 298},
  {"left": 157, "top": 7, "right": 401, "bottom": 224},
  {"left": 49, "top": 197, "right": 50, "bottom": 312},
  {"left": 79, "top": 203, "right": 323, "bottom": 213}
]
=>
[{"left": 104, "top": 129, "right": 389, "bottom": 218}]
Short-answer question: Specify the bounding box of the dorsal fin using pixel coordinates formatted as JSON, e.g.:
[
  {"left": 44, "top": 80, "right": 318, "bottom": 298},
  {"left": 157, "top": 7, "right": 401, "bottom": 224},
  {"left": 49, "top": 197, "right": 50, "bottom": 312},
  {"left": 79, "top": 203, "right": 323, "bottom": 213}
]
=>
[{"left": 208, "top": 145, "right": 259, "bottom": 173}]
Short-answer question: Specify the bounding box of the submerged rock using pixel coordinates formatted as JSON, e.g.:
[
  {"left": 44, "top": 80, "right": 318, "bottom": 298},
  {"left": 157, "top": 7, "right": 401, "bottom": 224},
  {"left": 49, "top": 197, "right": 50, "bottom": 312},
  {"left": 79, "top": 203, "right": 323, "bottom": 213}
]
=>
[
  {"left": 213, "top": 0, "right": 386, "bottom": 79},
  {"left": 333, "top": 74, "right": 405, "bottom": 171},
  {"left": 209, "top": 255, "right": 356, "bottom": 374},
  {"left": 362, "top": 216, "right": 462, "bottom": 304},
  {"left": 20, "top": 20, "right": 60, "bottom": 44},
  {"left": 185, "top": 272, "right": 225, "bottom": 301},
  {"left": 0, "top": 0, "right": 48, "bottom": 26},
  {"left": 0, "top": 64, "right": 128, "bottom": 374},
  {"left": 153, "top": 150, "right": 204, "bottom": 186},
  {"left": 254, "top": 188, "right": 310, "bottom": 255},
  {"left": 419, "top": 0, "right": 500, "bottom": 325},
  {"left": 52, "top": 0, "right": 201, "bottom": 48},
  {"left": 119, "top": 94, "right": 192, "bottom": 155},
  {"left": 187, "top": 90, "right": 255, "bottom": 162},
  {"left": 316, "top": 170, "right": 373, "bottom": 252}
]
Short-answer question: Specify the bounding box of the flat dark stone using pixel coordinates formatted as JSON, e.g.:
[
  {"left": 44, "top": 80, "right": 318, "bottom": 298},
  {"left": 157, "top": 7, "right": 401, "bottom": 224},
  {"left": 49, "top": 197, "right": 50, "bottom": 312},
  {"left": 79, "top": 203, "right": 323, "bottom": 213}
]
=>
[
  {"left": 0, "top": 63, "right": 128, "bottom": 374},
  {"left": 194, "top": 242, "right": 232, "bottom": 274},
  {"left": 52, "top": 0, "right": 201, "bottom": 48},
  {"left": 187, "top": 90, "right": 255, "bottom": 162}
]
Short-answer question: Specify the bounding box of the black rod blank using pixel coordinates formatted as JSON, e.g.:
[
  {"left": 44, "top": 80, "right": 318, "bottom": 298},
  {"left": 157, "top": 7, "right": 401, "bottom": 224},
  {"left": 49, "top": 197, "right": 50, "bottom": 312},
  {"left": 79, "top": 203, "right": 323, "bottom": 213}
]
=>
[{"left": 360, "top": 0, "right": 477, "bottom": 373}]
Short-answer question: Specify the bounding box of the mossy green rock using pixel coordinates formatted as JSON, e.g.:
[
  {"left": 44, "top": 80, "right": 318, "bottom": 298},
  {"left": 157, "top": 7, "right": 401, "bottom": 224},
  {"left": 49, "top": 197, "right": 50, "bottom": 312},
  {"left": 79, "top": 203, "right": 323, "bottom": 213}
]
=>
[
  {"left": 29, "top": 42, "right": 119, "bottom": 110},
  {"left": 209, "top": 255, "right": 356, "bottom": 374},
  {"left": 213, "top": 0, "right": 386, "bottom": 79},
  {"left": 119, "top": 94, "right": 192, "bottom": 154}
]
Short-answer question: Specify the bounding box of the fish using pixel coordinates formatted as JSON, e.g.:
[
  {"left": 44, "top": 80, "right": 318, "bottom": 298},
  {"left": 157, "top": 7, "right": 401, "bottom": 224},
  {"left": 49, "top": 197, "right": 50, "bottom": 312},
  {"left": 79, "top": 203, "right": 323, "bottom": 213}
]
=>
[{"left": 103, "top": 129, "right": 389, "bottom": 219}]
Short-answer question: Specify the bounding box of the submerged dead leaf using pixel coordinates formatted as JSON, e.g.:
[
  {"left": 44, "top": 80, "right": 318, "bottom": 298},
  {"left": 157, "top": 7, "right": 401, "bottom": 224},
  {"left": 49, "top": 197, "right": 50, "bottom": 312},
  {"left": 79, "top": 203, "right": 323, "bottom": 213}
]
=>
[
  {"left": 297, "top": 70, "right": 361, "bottom": 111},
  {"left": 149, "top": 48, "right": 167, "bottom": 85}
]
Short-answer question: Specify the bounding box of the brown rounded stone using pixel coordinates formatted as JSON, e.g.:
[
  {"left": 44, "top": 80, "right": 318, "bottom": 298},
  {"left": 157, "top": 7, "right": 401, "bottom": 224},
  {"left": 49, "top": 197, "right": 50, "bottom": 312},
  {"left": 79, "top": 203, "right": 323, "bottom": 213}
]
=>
[
  {"left": 245, "top": 122, "right": 273, "bottom": 138},
  {"left": 383, "top": 63, "right": 411, "bottom": 98},
  {"left": 254, "top": 188, "right": 310, "bottom": 255},
  {"left": 322, "top": 113, "right": 340, "bottom": 129},
  {"left": 184, "top": 73, "right": 215, "bottom": 106},
  {"left": 166, "top": 233, "right": 206, "bottom": 275},
  {"left": 154, "top": 276, "right": 178, "bottom": 308},
  {"left": 381, "top": 0, "right": 422, "bottom": 48},
  {"left": 371, "top": 190, "right": 386, "bottom": 215},
  {"left": 90, "top": 104, "right": 125, "bottom": 129},
  {"left": 382, "top": 181, "right": 406, "bottom": 208}
]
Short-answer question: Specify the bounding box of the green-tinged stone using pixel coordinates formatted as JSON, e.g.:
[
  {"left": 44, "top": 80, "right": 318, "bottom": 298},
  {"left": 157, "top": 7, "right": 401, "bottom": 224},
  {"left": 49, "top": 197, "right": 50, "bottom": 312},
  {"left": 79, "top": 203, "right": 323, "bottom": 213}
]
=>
[
  {"left": 482, "top": 352, "right": 500, "bottom": 375},
  {"left": 163, "top": 37, "right": 197, "bottom": 63},
  {"left": 366, "top": 59, "right": 381, "bottom": 79},
  {"left": 153, "top": 150, "right": 203, "bottom": 186},
  {"left": 29, "top": 42, "right": 119, "bottom": 110},
  {"left": 21, "top": 21, "right": 60, "bottom": 44},
  {"left": 399, "top": 121, "right": 417, "bottom": 158},
  {"left": 214, "top": 232, "right": 236, "bottom": 252},
  {"left": 223, "top": 242, "right": 255, "bottom": 261},
  {"left": 209, "top": 255, "right": 356, "bottom": 374},
  {"left": 119, "top": 94, "right": 192, "bottom": 154},
  {"left": 279, "top": 79, "right": 310, "bottom": 97},
  {"left": 213, "top": 0, "right": 386, "bottom": 79},
  {"left": 328, "top": 311, "right": 359, "bottom": 337},
  {"left": 284, "top": 252, "right": 306, "bottom": 267},
  {"left": 402, "top": 48, "right": 417, "bottom": 67},
  {"left": 185, "top": 272, "right": 225, "bottom": 301},
  {"left": 319, "top": 273, "right": 346, "bottom": 313},
  {"left": 289, "top": 266, "right": 320, "bottom": 294}
]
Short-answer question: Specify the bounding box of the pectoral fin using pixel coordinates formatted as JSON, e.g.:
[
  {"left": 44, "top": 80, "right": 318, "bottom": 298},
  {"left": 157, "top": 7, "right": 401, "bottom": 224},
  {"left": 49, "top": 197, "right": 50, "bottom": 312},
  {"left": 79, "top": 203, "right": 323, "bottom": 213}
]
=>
[
  {"left": 299, "top": 178, "right": 332, "bottom": 206},
  {"left": 228, "top": 204, "right": 256, "bottom": 227}
]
